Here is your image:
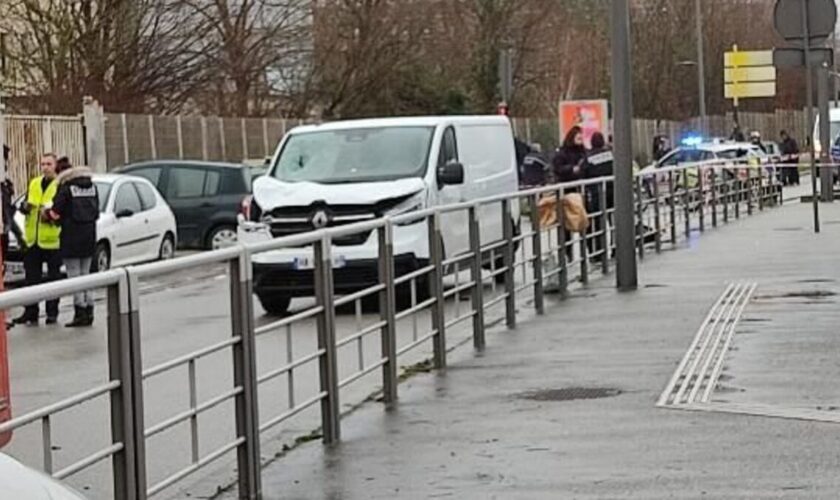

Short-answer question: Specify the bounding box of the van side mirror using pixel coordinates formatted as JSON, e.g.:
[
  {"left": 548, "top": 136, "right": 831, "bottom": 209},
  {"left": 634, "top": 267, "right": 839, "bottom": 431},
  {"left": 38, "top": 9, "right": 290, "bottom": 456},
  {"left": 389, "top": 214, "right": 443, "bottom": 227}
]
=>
[
  {"left": 116, "top": 208, "right": 134, "bottom": 219},
  {"left": 437, "top": 162, "right": 464, "bottom": 186}
]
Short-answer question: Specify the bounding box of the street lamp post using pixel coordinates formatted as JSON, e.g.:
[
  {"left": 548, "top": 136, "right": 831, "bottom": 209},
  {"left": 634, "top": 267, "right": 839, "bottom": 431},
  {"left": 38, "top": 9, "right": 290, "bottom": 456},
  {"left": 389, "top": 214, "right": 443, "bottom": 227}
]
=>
[
  {"left": 611, "top": 0, "right": 638, "bottom": 291},
  {"left": 695, "top": 0, "right": 707, "bottom": 131}
]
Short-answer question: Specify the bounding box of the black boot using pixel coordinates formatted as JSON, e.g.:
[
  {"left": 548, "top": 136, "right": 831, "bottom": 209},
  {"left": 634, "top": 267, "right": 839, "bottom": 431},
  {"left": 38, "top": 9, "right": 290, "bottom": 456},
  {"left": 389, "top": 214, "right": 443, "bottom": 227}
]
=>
[
  {"left": 13, "top": 311, "right": 38, "bottom": 326},
  {"left": 82, "top": 306, "right": 94, "bottom": 327},
  {"left": 65, "top": 307, "right": 86, "bottom": 328}
]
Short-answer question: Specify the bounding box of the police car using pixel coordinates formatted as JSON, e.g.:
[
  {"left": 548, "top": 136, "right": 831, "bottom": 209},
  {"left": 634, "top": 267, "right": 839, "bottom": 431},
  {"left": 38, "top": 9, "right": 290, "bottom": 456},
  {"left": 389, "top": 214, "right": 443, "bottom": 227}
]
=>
[{"left": 640, "top": 137, "right": 771, "bottom": 195}]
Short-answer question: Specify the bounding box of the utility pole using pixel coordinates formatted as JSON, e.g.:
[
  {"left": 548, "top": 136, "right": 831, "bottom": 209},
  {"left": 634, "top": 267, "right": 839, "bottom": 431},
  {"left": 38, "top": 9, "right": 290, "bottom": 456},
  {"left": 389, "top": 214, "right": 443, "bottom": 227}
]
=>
[
  {"left": 695, "top": 0, "right": 707, "bottom": 131},
  {"left": 611, "top": 0, "right": 638, "bottom": 291}
]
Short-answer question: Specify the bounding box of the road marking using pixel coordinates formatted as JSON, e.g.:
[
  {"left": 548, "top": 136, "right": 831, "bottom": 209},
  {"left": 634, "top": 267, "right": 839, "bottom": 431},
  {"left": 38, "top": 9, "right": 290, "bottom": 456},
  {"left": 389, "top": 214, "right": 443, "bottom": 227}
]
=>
[{"left": 657, "top": 282, "right": 756, "bottom": 407}]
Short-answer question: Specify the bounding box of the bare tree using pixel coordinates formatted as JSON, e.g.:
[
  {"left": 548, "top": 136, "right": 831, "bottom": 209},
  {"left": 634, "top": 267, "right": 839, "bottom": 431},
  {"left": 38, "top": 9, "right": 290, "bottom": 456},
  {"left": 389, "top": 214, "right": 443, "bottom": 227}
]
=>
[
  {"left": 182, "top": 0, "right": 311, "bottom": 117},
  {"left": 2, "top": 0, "right": 207, "bottom": 113}
]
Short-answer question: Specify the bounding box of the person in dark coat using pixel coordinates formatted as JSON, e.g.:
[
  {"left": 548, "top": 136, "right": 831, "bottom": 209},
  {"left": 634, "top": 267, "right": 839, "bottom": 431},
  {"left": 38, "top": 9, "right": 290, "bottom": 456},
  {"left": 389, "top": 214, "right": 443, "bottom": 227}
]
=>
[
  {"left": 521, "top": 143, "right": 549, "bottom": 187},
  {"left": 48, "top": 159, "right": 99, "bottom": 327},
  {"left": 583, "top": 133, "right": 614, "bottom": 259},
  {"left": 1, "top": 145, "right": 16, "bottom": 259},
  {"left": 779, "top": 130, "right": 800, "bottom": 186},
  {"left": 553, "top": 126, "right": 587, "bottom": 184}
]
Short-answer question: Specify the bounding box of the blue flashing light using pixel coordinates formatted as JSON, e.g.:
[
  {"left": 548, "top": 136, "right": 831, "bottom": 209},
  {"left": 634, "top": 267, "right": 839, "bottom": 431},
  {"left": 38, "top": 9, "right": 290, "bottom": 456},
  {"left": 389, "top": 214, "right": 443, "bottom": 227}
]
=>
[{"left": 681, "top": 135, "right": 703, "bottom": 147}]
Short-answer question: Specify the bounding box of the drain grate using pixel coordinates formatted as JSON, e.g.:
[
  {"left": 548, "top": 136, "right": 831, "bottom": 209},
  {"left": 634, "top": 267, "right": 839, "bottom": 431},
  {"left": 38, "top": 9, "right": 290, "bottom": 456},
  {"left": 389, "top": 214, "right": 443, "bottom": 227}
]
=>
[{"left": 519, "top": 387, "right": 621, "bottom": 402}]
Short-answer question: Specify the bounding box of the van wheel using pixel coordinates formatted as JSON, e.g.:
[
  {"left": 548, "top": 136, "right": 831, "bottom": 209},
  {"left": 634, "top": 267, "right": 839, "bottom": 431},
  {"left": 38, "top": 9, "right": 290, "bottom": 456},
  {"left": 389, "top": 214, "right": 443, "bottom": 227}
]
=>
[
  {"left": 94, "top": 242, "right": 110, "bottom": 272},
  {"left": 258, "top": 294, "right": 291, "bottom": 316}
]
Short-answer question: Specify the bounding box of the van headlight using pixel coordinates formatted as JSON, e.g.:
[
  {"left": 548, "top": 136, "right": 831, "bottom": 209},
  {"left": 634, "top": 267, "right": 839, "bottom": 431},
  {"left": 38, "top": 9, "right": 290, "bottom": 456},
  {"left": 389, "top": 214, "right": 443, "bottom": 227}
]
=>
[
  {"left": 384, "top": 193, "right": 426, "bottom": 225},
  {"left": 385, "top": 193, "right": 425, "bottom": 216}
]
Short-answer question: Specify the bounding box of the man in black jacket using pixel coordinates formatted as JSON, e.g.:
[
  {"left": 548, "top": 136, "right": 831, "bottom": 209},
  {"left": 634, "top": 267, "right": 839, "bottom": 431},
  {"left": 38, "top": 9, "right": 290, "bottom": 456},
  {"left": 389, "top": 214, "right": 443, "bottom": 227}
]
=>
[
  {"left": 779, "top": 130, "right": 800, "bottom": 186},
  {"left": 583, "top": 132, "right": 614, "bottom": 259},
  {"left": 48, "top": 160, "right": 99, "bottom": 327}
]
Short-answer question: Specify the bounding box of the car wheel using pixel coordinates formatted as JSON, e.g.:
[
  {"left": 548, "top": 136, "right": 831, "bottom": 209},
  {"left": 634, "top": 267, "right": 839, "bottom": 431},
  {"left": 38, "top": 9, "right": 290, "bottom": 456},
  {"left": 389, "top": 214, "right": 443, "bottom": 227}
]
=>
[
  {"left": 159, "top": 233, "right": 176, "bottom": 260},
  {"left": 94, "top": 242, "right": 110, "bottom": 272},
  {"left": 208, "top": 225, "right": 238, "bottom": 251},
  {"left": 258, "top": 294, "right": 291, "bottom": 316}
]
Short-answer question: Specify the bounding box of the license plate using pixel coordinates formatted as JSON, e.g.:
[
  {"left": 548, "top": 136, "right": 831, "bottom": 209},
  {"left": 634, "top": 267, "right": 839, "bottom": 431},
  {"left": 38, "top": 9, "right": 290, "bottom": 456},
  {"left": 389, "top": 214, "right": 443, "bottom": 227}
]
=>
[{"left": 292, "top": 256, "right": 346, "bottom": 270}]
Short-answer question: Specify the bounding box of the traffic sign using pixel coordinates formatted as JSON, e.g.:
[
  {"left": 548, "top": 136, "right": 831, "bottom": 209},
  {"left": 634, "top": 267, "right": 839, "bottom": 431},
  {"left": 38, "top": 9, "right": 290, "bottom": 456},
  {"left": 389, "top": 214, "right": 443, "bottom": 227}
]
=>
[
  {"left": 724, "top": 51, "right": 773, "bottom": 68},
  {"left": 724, "top": 66, "right": 776, "bottom": 84},
  {"left": 774, "top": 0, "right": 837, "bottom": 46},
  {"left": 725, "top": 82, "right": 777, "bottom": 99},
  {"left": 724, "top": 47, "right": 777, "bottom": 102}
]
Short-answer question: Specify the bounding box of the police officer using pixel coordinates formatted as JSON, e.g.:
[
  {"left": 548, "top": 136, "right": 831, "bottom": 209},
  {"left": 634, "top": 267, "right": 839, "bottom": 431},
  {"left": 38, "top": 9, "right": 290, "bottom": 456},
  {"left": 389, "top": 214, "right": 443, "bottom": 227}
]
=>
[
  {"left": 48, "top": 159, "right": 99, "bottom": 327},
  {"left": 583, "top": 132, "right": 614, "bottom": 259},
  {"left": 14, "top": 153, "right": 62, "bottom": 325}
]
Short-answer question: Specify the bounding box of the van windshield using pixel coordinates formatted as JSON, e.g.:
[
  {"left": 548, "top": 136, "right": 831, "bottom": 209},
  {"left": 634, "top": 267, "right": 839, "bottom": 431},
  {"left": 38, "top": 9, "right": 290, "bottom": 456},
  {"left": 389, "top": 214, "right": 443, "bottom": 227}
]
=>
[{"left": 273, "top": 127, "right": 434, "bottom": 184}]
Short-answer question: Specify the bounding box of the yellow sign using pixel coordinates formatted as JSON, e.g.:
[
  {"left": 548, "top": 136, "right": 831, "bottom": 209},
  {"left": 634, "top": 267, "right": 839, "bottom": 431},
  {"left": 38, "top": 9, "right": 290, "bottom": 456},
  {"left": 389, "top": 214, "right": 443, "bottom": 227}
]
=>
[
  {"left": 724, "top": 66, "right": 776, "bottom": 84},
  {"left": 724, "top": 46, "right": 776, "bottom": 102},
  {"left": 725, "top": 82, "right": 777, "bottom": 99},
  {"left": 724, "top": 50, "right": 773, "bottom": 67}
]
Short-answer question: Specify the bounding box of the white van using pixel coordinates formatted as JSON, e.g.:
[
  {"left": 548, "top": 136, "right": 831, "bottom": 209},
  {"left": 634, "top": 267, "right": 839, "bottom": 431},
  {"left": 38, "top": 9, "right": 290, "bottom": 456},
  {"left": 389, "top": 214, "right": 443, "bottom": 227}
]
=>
[
  {"left": 813, "top": 107, "right": 840, "bottom": 156},
  {"left": 238, "top": 116, "right": 521, "bottom": 315}
]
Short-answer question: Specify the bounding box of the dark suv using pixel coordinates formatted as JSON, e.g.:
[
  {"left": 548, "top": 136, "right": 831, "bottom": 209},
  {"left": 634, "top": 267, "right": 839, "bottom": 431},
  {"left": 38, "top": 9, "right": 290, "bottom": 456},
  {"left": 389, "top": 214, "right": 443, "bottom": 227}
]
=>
[{"left": 118, "top": 161, "right": 264, "bottom": 249}]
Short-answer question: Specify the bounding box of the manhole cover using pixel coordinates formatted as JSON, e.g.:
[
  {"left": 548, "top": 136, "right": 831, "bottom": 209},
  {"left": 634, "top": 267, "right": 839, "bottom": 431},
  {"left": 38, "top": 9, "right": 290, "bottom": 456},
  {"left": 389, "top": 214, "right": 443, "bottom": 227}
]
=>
[{"left": 518, "top": 387, "right": 621, "bottom": 402}]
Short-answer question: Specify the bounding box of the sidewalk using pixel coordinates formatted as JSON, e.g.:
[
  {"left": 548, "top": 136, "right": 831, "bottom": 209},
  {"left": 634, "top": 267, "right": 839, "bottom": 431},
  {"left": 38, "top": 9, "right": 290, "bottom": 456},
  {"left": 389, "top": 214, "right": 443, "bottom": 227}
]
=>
[{"left": 245, "top": 201, "right": 840, "bottom": 499}]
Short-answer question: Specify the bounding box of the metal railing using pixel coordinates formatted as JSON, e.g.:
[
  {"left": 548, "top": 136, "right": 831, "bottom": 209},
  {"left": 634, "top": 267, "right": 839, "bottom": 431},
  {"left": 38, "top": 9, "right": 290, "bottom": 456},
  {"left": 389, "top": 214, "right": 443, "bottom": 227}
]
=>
[{"left": 0, "top": 159, "right": 784, "bottom": 499}]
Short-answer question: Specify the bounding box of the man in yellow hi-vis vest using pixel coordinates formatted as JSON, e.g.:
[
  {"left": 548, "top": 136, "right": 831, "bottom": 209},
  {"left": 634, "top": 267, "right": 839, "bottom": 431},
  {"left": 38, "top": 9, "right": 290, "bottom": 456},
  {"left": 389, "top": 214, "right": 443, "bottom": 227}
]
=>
[{"left": 13, "top": 153, "right": 62, "bottom": 325}]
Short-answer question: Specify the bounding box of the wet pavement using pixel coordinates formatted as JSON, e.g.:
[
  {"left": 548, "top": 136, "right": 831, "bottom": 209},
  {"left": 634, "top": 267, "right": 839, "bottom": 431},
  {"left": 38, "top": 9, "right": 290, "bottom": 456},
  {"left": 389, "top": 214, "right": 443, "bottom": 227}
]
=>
[{"left": 243, "top": 200, "right": 840, "bottom": 499}]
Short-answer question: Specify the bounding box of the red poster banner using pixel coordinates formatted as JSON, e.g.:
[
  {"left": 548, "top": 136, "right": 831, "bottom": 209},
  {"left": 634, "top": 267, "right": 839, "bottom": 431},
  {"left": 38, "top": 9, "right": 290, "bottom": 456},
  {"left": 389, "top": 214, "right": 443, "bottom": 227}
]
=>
[{"left": 558, "top": 100, "right": 609, "bottom": 148}]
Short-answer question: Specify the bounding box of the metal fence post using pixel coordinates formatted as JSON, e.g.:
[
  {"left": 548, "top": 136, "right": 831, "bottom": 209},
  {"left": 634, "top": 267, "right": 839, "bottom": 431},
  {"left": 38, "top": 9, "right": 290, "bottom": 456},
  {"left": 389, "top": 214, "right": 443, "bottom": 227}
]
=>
[
  {"left": 528, "top": 195, "right": 545, "bottom": 315},
  {"left": 175, "top": 116, "right": 184, "bottom": 160},
  {"left": 121, "top": 113, "right": 130, "bottom": 164},
  {"left": 635, "top": 176, "right": 645, "bottom": 259},
  {"left": 735, "top": 173, "right": 741, "bottom": 219},
  {"left": 652, "top": 176, "right": 662, "bottom": 253},
  {"left": 229, "top": 249, "right": 262, "bottom": 499},
  {"left": 668, "top": 171, "right": 677, "bottom": 246},
  {"left": 555, "top": 188, "right": 569, "bottom": 296},
  {"left": 758, "top": 167, "right": 765, "bottom": 211},
  {"left": 697, "top": 167, "right": 705, "bottom": 232},
  {"left": 599, "top": 183, "right": 610, "bottom": 272},
  {"left": 683, "top": 170, "right": 691, "bottom": 239},
  {"left": 747, "top": 168, "right": 754, "bottom": 215},
  {"left": 723, "top": 174, "right": 730, "bottom": 223},
  {"left": 710, "top": 168, "right": 718, "bottom": 228},
  {"left": 218, "top": 118, "right": 227, "bottom": 161},
  {"left": 314, "top": 236, "right": 340, "bottom": 444},
  {"left": 148, "top": 115, "right": 157, "bottom": 160},
  {"left": 241, "top": 118, "right": 249, "bottom": 160},
  {"left": 107, "top": 272, "right": 140, "bottom": 500},
  {"left": 120, "top": 270, "right": 148, "bottom": 500},
  {"left": 468, "top": 206, "right": 487, "bottom": 348},
  {"left": 377, "top": 223, "right": 398, "bottom": 404},
  {"left": 501, "top": 199, "right": 517, "bottom": 329},
  {"left": 428, "top": 212, "right": 447, "bottom": 369}
]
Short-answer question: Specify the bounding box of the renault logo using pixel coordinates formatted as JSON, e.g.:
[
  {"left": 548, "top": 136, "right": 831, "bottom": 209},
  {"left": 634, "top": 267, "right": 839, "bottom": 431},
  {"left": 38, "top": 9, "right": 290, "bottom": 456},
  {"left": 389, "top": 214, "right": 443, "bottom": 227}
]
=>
[{"left": 311, "top": 210, "right": 329, "bottom": 229}]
